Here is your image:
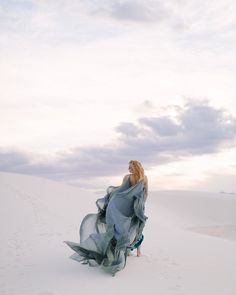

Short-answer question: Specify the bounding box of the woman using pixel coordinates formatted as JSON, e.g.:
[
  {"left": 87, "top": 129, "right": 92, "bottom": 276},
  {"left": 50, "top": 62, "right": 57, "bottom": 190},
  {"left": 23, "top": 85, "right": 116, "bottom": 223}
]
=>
[{"left": 64, "top": 160, "right": 148, "bottom": 276}]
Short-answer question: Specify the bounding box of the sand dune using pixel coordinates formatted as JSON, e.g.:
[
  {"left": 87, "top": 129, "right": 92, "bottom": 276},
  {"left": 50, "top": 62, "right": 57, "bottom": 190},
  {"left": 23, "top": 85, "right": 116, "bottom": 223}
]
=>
[
  {"left": 0, "top": 172, "right": 236, "bottom": 295},
  {"left": 150, "top": 190, "right": 236, "bottom": 241}
]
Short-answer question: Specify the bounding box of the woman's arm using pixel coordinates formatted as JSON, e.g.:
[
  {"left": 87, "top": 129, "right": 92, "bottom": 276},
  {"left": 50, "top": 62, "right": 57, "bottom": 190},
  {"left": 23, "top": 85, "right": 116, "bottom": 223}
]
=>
[{"left": 144, "top": 176, "right": 148, "bottom": 202}]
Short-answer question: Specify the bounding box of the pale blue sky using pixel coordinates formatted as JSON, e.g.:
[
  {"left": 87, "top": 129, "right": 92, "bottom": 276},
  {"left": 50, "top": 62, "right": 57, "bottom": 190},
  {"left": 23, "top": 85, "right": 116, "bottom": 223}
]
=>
[{"left": 0, "top": 0, "right": 236, "bottom": 193}]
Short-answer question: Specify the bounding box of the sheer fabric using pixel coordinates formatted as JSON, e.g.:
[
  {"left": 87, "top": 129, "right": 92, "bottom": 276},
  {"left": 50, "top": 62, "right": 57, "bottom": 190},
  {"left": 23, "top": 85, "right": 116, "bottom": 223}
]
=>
[{"left": 64, "top": 175, "right": 148, "bottom": 276}]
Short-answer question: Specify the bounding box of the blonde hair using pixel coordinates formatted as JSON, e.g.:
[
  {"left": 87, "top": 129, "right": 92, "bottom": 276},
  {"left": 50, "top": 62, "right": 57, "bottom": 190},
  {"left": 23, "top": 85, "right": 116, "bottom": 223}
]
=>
[{"left": 129, "top": 160, "right": 145, "bottom": 183}]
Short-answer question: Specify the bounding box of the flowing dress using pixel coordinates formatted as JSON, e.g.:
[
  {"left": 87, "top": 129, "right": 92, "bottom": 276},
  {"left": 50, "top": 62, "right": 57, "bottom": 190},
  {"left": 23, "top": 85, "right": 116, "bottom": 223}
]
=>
[{"left": 63, "top": 174, "right": 148, "bottom": 276}]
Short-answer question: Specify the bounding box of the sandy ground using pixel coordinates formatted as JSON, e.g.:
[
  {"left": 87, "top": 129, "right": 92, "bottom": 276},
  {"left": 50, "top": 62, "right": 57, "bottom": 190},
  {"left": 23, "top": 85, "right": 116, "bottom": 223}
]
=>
[{"left": 0, "top": 172, "right": 236, "bottom": 295}]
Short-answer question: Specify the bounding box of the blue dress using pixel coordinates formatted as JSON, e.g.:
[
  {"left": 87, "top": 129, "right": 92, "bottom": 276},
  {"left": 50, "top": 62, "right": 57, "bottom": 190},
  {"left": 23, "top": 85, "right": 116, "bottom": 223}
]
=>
[{"left": 64, "top": 175, "right": 148, "bottom": 276}]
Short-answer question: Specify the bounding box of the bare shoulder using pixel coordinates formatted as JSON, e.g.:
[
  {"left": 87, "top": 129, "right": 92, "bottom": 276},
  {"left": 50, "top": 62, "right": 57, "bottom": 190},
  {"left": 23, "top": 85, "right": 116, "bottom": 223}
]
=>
[
  {"left": 144, "top": 175, "right": 148, "bottom": 182},
  {"left": 123, "top": 174, "right": 130, "bottom": 181}
]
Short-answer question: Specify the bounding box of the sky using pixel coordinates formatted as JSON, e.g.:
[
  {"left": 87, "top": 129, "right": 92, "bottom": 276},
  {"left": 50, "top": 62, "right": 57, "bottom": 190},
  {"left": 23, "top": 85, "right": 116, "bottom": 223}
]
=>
[{"left": 0, "top": 0, "right": 236, "bottom": 193}]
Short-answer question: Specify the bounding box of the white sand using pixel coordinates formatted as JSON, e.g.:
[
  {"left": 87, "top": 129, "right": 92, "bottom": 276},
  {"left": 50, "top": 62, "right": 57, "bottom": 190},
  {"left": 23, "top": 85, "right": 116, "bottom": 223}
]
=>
[{"left": 0, "top": 172, "right": 236, "bottom": 295}]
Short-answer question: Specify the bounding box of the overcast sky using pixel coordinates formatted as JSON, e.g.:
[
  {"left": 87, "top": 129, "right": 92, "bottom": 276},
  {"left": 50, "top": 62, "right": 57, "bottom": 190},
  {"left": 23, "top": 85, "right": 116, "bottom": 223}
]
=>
[{"left": 1, "top": 0, "right": 236, "bottom": 193}]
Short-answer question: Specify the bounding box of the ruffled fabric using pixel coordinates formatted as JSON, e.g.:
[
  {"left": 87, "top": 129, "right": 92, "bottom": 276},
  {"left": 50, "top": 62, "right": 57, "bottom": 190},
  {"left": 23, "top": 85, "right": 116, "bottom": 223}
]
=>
[{"left": 64, "top": 176, "right": 148, "bottom": 276}]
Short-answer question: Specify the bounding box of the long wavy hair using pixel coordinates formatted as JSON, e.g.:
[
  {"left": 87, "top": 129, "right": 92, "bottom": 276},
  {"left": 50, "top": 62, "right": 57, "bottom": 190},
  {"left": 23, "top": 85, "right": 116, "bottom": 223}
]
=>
[{"left": 129, "top": 160, "right": 145, "bottom": 184}]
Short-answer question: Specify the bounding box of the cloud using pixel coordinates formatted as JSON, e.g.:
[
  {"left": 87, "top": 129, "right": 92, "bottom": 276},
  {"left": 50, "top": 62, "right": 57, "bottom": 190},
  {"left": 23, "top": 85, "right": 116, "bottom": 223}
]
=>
[
  {"left": 0, "top": 149, "right": 30, "bottom": 170},
  {"left": 1, "top": 0, "right": 236, "bottom": 53},
  {"left": 122, "top": 100, "right": 236, "bottom": 155},
  {"left": 138, "top": 117, "right": 182, "bottom": 136},
  {"left": 82, "top": 0, "right": 236, "bottom": 40},
  {"left": 1, "top": 100, "right": 236, "bottom": 185},
  {"left": 106, "top": 0, "right": 169, "bottom": 23},
  {"left": 1, "top": 0, "right": 236, "bottom": 33},
  {"left": 115, "top": 122, "right": 140, "bottom": 137}
]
